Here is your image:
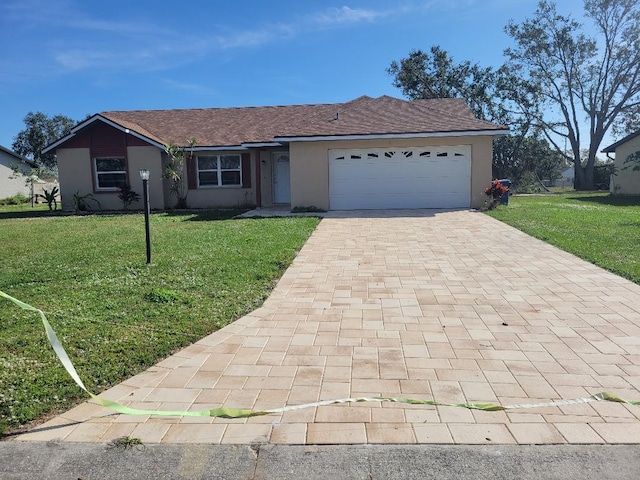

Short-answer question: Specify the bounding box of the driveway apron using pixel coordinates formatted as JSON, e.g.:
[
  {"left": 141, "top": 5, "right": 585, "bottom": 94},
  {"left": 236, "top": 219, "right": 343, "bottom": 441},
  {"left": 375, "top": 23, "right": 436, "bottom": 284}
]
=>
[{"left": 14, "top": 210, "right": 640, "bottom": 445}]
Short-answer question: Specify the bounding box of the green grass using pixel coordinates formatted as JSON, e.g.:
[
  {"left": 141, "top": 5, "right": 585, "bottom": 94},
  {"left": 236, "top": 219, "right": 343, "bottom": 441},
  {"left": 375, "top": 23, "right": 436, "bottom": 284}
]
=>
[
  {"left": 486, "top": 193, "right": 640, "bottom": 284},
  {"left": 0, "top": 208, "right": 319, "bottom": 434}
]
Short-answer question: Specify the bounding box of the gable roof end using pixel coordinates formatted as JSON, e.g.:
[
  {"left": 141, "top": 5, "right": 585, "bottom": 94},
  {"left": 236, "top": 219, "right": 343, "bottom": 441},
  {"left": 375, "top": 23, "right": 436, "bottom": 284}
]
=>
[{"left": 42, "top": 115, "right": 166, "bottom": 154}]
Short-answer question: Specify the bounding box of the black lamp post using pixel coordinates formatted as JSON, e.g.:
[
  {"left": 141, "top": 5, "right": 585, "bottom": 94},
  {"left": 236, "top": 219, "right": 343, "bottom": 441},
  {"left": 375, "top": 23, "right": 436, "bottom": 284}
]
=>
[{"left": 139, "top": 169, "right": 152, "bottom": 264}]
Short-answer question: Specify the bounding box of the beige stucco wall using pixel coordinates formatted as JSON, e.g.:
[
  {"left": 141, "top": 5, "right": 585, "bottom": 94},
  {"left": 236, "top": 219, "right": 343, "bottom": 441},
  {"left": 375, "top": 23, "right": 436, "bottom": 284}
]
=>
[
  {"left": 612, "top": 135, "right": 640, "bottom": 195},
  {"left": 0, "top": 152, "right": 31, "bottom": 199},
  {"left": 127, "top": 146, "right": 165, "bottom": 210},
  {"left": 58, "top": 147, "right": 92, "bottom": 211},
  {"left": 289, "top": 136, "right": 494, "bottom": 210},
  {"left": 469, "top": 138, "right": 493, "bottom": 209},
  {"left": 57, "top": 146, "right": 165, "bottom": 211}
]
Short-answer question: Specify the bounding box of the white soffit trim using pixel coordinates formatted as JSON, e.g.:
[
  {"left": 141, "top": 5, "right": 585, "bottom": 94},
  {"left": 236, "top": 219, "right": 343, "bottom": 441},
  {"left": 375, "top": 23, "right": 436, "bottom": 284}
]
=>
[
  {"left": 241, "top": 142, "right": 283, "bottom": 148},
  {"left": 275, "top": 129, "right": 510, "bottom": 143},
  {"left": 190, "top": 146, "right": 248, "bottom": 152},
  {"left": 42, "top": 115, "right": 166, "bottom": 154}
]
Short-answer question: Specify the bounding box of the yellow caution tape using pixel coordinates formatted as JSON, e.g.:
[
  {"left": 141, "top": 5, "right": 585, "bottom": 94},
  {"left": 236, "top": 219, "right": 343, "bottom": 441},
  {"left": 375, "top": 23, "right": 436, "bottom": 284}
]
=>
[{"left": 2, "top": 289, "right": 639, "bottom": 419}]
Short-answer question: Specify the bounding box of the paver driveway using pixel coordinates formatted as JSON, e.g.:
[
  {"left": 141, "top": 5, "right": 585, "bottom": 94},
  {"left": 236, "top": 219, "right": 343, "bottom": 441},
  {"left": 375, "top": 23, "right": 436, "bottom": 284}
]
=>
[{"left": 16, "top": 210, "right": 640, "bottom": 445}]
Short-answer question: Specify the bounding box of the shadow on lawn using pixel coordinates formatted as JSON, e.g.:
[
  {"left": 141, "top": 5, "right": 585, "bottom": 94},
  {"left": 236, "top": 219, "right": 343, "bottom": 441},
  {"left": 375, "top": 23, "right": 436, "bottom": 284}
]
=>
[
  {"left": 158, "top": 209, "right": 248, "bottom": 221},
  {"left": 0, "top": 210, "right": 67, "bottom": 220},
  {"left": 0, "top": 209, "right": 250, "bottom": 221},
  {"left": 568, "top": 194, "right": 640, "bottom": 206}
]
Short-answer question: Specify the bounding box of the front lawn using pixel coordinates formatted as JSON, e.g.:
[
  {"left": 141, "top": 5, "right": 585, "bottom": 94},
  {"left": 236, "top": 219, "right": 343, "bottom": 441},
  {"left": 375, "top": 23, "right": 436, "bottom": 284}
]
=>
[
  {"left": 0, "top": 209, "right": 320, "bottom": 435},
  {"left": 485, "top": 193, "right": 640, "bottom": 284}
]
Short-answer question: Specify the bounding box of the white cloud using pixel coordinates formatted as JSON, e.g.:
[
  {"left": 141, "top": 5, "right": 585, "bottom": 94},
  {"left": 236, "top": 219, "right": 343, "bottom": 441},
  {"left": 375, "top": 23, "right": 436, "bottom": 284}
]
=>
[
  {"left": 1, "top": 1, "right": 421, "bottom": 77},
  {"left": 160, "top": 78, "right": 217, "bottom": 96},
  {"left": 55, "top": 51, "right": 116, "bottom": 70},
  {"left": 310, "top": 6, "right": 386, "bottom": 27},
  {"left": 213, "top": 23, "right": 296, "bottom": 50},
  {"left": 3, "top": 0, "right": 163, "bottom": 35}
]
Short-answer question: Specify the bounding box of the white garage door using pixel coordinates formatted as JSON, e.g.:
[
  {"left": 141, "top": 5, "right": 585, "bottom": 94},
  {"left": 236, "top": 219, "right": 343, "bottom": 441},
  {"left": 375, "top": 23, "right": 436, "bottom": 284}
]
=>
[{"left": 329, "top": 145, "right": 472, "bottom": 210}]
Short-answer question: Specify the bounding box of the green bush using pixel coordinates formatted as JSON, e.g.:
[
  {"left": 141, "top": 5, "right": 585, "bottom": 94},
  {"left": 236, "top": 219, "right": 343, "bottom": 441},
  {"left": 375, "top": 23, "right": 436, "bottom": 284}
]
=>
[
  {"left": 291, "top": 205, "right": 327, "bottom": 213},
  {"left": 594, "top": 163, "right": 615, "bottom": 186},
  {"left": 0, "top": 193, "right": 30, "bottom": 206}
]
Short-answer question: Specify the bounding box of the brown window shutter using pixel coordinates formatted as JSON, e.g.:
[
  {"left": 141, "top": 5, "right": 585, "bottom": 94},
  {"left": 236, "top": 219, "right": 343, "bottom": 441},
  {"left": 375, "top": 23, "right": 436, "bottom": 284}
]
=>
[
  {"left": 187, "top": 153, "right": 197, "bottom": 189},
  {"left": 241, "top": 153, "right": 251, "bottom": 188}
]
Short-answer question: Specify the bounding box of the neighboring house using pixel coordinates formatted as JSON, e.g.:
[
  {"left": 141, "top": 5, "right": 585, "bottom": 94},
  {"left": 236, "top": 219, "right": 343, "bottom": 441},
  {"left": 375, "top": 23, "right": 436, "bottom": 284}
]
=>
[
  {"left": 558, "top": 166, "right": 574, "bottom": 187},
  {"left": 44, "top": 95, "right": 508, "bottom": 212},
  {"left": 602, "top": 129, "right": 640, "bottom": 195},
  {"left": 549, "top": 166, "right": 574, "bottom": 188},
  {"left": 544, "top": 166, "right": 574, "bottom": 187},
  {"left": 0, "top": 145, "right": 36, "bottom": 199}
]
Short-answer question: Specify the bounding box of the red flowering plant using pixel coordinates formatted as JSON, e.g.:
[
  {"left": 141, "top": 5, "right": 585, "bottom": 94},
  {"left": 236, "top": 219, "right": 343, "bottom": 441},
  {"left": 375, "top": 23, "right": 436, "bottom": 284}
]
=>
[{"left": 483, "top": 179, "right": 509, "bottom": 210}]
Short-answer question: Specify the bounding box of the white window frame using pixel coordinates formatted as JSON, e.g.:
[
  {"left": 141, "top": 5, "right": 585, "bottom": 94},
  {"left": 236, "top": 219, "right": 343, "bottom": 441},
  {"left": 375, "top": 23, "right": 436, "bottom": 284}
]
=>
[
  {"left": 196, "top": 154, "right": 242, "bottom": 188},
  {"left": 94, "top": 157, "right": 126, "bottom": 191}
]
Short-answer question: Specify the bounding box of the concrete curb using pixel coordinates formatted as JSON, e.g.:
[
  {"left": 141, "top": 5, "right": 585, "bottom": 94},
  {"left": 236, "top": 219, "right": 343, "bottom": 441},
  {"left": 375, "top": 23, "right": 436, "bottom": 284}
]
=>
[{"left": 2, "top": 442, "right": 640, "bottom": 479}]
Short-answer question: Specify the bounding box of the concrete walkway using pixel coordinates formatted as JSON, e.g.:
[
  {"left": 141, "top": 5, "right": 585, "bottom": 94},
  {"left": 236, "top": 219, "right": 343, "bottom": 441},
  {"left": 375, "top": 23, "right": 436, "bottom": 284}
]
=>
[{"left": 13, "top": 210, "right": 640, "bottom": 445}]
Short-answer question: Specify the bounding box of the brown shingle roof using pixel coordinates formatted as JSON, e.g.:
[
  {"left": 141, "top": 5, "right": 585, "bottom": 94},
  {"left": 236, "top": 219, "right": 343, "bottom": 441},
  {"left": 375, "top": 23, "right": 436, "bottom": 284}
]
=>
[{"left": 99, "top": 95, "right": 506, "bottom": 148}]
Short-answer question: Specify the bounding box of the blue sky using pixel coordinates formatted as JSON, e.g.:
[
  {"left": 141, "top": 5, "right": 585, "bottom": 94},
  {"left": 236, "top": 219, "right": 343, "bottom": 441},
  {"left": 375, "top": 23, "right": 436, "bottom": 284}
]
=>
[{"left": 0, "top": 0, "right": 588, "bottom": 150}]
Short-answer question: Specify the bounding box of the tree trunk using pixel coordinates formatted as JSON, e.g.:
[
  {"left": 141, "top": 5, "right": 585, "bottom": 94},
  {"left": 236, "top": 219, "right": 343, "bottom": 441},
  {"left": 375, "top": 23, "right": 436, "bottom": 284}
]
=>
[{"left": 574, "top": 164, "right": 595, "bottom": 190}]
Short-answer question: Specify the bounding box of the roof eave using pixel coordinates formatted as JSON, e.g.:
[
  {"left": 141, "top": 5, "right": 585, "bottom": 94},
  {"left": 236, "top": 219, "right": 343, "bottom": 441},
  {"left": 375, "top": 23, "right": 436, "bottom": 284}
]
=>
[
  {"left": 275, "top": 129, "right": 510, "bottom": 143},
  {"left": 602, "top": 129, "right": 640, "bottom": 153},
  {"left": 189, "top": 143, "right": 286, "bottom": 151},
  {"left": 0, "top": 145, "right": 35, "bottom": 166},
  {"left": 190, "top": 145, "right": 248, "bottom": 152}
]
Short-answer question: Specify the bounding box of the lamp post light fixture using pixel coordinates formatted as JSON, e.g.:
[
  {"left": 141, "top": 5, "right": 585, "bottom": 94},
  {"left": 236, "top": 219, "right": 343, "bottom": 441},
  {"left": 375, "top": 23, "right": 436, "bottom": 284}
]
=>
[{"left": 139, "top": 169, "right": 152, "bottom": 264}]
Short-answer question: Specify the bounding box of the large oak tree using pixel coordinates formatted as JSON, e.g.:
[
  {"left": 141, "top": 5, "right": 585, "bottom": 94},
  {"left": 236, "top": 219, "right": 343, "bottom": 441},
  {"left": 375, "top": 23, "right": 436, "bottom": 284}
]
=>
[{"left": 505, "top": 0, "right": 640, "bottom": 189}]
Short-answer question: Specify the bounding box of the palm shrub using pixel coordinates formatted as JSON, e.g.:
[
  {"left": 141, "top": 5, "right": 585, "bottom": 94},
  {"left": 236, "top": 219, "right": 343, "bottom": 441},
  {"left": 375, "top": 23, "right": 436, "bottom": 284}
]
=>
[
  {"left": 117, "top": 184, "right": 141, "bottom": 210},
  {"left": 164, "top": 138, "right": 197, "bottom": 209},
  {"left": 37, "top": 186, "right": 59, "bottom": 211},
  {"left": 73, "top": 191, "right": 101, "bottom": 213}
]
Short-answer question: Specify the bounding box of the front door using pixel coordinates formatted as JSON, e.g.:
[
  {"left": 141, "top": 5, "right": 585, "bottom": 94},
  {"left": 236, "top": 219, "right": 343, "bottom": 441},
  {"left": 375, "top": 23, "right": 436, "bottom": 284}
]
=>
[{"left": 272, "top": 152, "right": 291, "bottom": 204}]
